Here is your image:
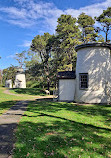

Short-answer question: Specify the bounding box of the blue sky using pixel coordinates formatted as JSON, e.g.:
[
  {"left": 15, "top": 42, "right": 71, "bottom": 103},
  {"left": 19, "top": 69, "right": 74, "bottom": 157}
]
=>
[{"left": 0, "top": 0, "right": 110, "bottom": 69}]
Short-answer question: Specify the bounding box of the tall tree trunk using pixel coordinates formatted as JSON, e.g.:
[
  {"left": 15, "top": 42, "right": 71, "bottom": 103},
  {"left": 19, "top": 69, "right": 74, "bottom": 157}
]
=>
[
  {"left": 106, "top": 27, "right": 109, "bottom": 42},
  {"left": 106, "top": 32, "right": 108, "bottom": 42},
  {"left": 47, "top": 78, "right": 50, "bottom": 91},
  {"left": 46, "top": 62, "right": 50, "bottom": 91}
]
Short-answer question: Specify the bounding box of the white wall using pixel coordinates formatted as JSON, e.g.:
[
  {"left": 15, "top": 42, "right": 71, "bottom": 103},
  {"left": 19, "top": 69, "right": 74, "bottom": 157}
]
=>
[
  {"left": 59, "top": 79, "right": 76, "bottom": 101},
  {"left": 75, "top": 47, "right": 111, "bottom": 103},
  {"left": 15, "top": 73, "right": 26, "bottom": 88},
  {"left": 5, "top": 79, "right": 12, "bottom": 88}
]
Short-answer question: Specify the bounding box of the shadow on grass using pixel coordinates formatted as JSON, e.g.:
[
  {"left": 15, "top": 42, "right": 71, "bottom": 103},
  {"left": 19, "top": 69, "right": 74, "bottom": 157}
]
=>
[
  {"left": 13, "top": 118, "right": 111, "bottom": 158},
  {"left": 26, "top": 112, "right": 111, "bottom": 132},
  {"left": 0, "top": 101, "right": 17, "bottom": 114},
  {"left": 13, "top": 100, "right": 111, "bottom": 157},
  {"left": 10, "top": 88, "right": 46, "bottom": 96},
  {"left": 27, "top": 100, "right": 111, "bottom": 121},
  {"left": 0, "top": 99, "right": 110, "bottom": 157}
]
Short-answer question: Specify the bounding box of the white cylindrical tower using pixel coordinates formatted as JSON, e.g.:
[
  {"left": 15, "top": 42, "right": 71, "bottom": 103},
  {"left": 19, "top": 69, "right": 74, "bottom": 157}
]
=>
[
  {"left": 75, "top": 43, "right": 111, "bottom": 103},
  {"left": 15, "top": 68, "right": 26, "bottom": 88},
  {"left": 5, "top": 79, "right": 12, "bottom": 88}
]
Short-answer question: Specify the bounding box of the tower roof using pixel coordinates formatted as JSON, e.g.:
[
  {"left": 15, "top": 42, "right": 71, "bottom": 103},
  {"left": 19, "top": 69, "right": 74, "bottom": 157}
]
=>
[{"left": 75, "top": 43, "right": 111, "bottom": 51}]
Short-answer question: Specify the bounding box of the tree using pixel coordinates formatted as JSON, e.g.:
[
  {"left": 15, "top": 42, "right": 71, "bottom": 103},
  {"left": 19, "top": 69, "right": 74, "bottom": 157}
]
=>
[
  {"left": 56, "top": 14, "right": 81, "bottom": 70},
  {"left": 45, "top": 35, "right": 62, "bottom": 87},
  {"left": 15, "top": 51, "right": 27, "bottom": 68},
  {"left": 96, "top": 7, "right": 111, "bottom": 42},
  {"left": 77, "top": 13, "right": 98, "bottom": 43},
  {"left": 0, "top": 56, "right": 1, "bottom": 82},
  {"left": 2, "top": 66, "right": 17, "bottom": 86},
  {"left": 30, "top": 33, "right": 52, "bottom": 90},
  {"left": 97, "top": 35, "right": 105, "bottom": 42},
  {"left": 0, "top": 70, "right": 2, "bottom": 85}
]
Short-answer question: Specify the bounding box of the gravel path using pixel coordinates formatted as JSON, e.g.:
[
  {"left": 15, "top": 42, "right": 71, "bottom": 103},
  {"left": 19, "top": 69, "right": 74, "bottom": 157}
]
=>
[{"left": 0, "top": 100, "right": 28, "bottom": 158}]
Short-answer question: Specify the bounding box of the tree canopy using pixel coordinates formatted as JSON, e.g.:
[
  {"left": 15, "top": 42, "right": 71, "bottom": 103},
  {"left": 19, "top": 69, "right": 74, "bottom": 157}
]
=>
[
  {"left": 2, "top": 66, "right": 17, "bottom": 86},
  {"left": 77, "top": 13, "right": 98, "bottom": 43},
  {"left": 30, "top": 33, "right": 53, "bottom": 90},
  {"left": 96, "top": 7, "right": 111, "bottom": 42},
  {"left": 56, "top": 14, "right": 81, "bottom": 70}
]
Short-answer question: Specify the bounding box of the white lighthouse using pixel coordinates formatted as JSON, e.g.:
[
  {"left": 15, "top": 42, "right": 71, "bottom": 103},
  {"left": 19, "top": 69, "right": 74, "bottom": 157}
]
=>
[{"left": 15, "top": 68, "right": 26, "bottom": 88}]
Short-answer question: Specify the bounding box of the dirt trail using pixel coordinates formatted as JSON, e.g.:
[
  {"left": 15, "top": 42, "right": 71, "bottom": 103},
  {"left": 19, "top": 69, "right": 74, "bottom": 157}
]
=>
[{"left": 4, "top": 89, "right": 22, "bottom": 96}]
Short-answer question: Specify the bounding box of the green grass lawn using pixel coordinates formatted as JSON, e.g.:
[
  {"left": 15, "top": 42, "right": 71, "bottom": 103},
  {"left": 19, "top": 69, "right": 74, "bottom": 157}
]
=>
[
  {"left": 10, "top": 88, "right": 46, "bottom": 96},
  {"left": 0, "top": 87, "right": 28, "bottom": 114},
  {"left": 13, "top": 100, "right": 111, "bottom": 158},
  {"left": 0, "top": 87, "right": 47, "bottom": 115},
  {"left": 0, "top": 87, "right": 41, "bottom": 115}
]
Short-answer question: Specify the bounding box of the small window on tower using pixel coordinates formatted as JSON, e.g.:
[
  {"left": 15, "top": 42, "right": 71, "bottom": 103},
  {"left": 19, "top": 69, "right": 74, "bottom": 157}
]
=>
[{"left": 79, "top": 73, "right": 88, "bottom": 89}]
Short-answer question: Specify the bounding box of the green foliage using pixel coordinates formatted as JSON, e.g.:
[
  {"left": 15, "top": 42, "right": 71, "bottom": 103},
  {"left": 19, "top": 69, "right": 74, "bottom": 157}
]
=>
[
  {"left": 77, "top": 13, "right": 98, "bottom": 43},
  {"left": 26, "top": 81, "right": 36, "bottom": 88},
  {"left": 31, "top": 33, "right": 52, "bottom": 63},
  {"left": 15, "top": 51, "right": 27, "bottom": 68},
  {"left": 27, "top": 12, "right": 109, "bottom": 90},
  {"left": 3, "top": 11, "right": 109, "bottom": 91},
  {"left": 96, "top": 7, "right": 111, "bottom": 42},
  {"left": 42, "top": 14, "right": 81, "bottom": 88},
  {"left": 0, "top": 70, "right": 2, "bottom": 86},
  {"left": 30, "top": 33, "right": 53, "bottom": 90},
  {"left": 56, "top": 14, "right": 81, "bottom": 70},
  {"left": 78, "top": 13, "right": 95, "bottom": 27},
  {"left": 2, "top": 65, "right": 17, "bottom": 86},
  {"left": 97, "top": 35, "right": 105, "bottom": 42},
  {"left": 26, "top": 80, "right": 46, "bottom": 88}
]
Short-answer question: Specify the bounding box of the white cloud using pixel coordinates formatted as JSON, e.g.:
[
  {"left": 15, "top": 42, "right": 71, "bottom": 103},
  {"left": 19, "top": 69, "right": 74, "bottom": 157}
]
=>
[
  {"left": 6, "top": 54, "right": 16, "bottom": 59},
  {"left": 0, "top": 0, "right": 63, "bottom": 33},
  {"left": 0, "top": 0, "right": 110, "bottom": 33},
  {"left": 7, "top": 19, "right": 35, "bottom": 28},
  {"left": 13, "top": 0, "right": 33, "bottom": 5},
  {"left": 0, "top": 7, "right": 27, "bottom": 19},
  {"left": 0, "top": 1, "right": 62, "bottom": 30},
  {"left": 65, "top": 0, "right": 111, "bottom": 18},
  {"left": 19, "top": 40, "right": 32, "bottom": 47}
]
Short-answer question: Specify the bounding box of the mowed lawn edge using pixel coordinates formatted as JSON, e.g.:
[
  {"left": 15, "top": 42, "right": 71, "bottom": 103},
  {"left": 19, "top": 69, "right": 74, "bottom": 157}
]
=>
[
  {"left": 9, "top": 88, "right": 46, "bottom": 96},
  {"left": 0, "top": 87, "right": 24, "bottom": 115},
  {"left": 0, "top": 87, "right": 52, "bottom": 115},
  {"left": 13, "top": 100, "right": 111, "bottom": 158},
  {"left": 0, "top": 87, "right": 37, "bottom": 115}
]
